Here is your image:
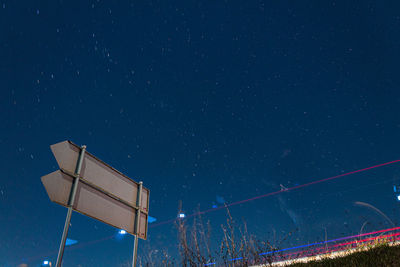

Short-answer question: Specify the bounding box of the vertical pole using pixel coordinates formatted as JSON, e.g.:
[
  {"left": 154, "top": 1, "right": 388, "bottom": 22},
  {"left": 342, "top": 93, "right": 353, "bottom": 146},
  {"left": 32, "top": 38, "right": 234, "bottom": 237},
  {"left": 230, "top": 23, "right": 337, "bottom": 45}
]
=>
[
  {"left": 132, "top": 236, "right": 139, "bottom": 267},
  {"left": 132, "top": 181, "right": 143, "bottom": 267},
  {"left": 56, "top": 145, "right": 86, "bottom": 267}
]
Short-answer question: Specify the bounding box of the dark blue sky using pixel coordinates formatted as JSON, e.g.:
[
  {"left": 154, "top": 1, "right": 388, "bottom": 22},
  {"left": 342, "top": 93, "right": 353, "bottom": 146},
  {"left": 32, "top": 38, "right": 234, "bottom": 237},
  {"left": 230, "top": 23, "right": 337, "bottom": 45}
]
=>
[{"left": 1, "top": 1, "right": 400, "bottom": 266}]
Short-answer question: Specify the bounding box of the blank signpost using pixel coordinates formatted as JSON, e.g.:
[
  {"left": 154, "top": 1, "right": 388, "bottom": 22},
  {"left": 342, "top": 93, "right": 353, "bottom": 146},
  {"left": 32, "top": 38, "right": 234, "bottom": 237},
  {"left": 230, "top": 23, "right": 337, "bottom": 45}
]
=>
[{"left": 41, "top": 140, "right": 150, "bottom": 267}]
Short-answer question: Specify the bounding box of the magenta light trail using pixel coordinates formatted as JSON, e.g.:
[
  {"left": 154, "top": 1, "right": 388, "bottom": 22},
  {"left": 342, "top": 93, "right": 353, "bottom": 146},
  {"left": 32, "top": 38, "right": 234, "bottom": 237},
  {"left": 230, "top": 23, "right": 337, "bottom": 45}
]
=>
[
  {"left": 260, "top": 226, "right": 400, "bottom": 256},
  {"left": 205, "top": 226, "right": 400, "bottom": 265},
  {"left": 293, "top": 233, "right": 400, "bottom": 261},
  {"left": 151, "top": 158, "right": 400, "bottom": 227},
  {"left": 332, "top": 232, "right": 400, "bottom": 248},
  {"left": 295, "top": 232, "right": 400, "bottom": 259},
  {"left": 281, "top": 231, "right": 400, "bottom": 260}
]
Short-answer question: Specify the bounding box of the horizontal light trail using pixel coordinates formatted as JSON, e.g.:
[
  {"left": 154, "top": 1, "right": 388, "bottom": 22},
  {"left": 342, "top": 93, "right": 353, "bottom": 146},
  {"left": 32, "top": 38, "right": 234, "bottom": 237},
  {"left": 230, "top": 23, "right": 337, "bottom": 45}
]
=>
[
  {"left": 279, "top": 232, "right": 400, "bottom": 260},
  {"left": 272, "top": 232, "right": 400, "bottom": 265},
  {"left": 260, "top": 226, "right": 400, "bottom": 256},
  {"left": 205, "top": 226, "right": 400, "bottom": 266}
]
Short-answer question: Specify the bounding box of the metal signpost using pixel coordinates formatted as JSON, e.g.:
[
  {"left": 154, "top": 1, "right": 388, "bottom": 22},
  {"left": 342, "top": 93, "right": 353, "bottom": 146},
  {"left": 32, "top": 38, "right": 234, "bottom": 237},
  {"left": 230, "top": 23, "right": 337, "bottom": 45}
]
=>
[
  {"left": 56, "top": 144, "right": 86, "bottom": 266},
  {"left": 133, "top": 181, "right": 142, "bottom": 267},
  {"left": 41, "top": 141, "right": 150, "bottom": 267}
]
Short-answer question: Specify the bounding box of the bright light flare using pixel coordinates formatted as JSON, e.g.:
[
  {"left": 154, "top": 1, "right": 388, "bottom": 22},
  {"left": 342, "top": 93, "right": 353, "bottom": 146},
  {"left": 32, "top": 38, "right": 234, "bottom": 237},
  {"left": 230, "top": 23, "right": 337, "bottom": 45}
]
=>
[
  {"left": 118, "top": 229, "right": 127, "bottom": 235},
  {"left": 179, "top": 213, "right": 185, "bottom": 218}
]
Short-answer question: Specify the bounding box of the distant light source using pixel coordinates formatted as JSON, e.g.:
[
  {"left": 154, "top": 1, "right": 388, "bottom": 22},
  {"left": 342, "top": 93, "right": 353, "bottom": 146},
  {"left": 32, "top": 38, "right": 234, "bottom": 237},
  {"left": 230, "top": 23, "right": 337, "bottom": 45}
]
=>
[
  {"left": 179, "top": 213, "right": 186, "bottom": 218},
  {"left": 148, "top": 216, "right": 157, "bottom": 223},
  {"left": 397, "top": 195, "right": 400, "bottom": 201},
  {"left": 43, "top": 260, "right": 49, "bottom": 265},
  {"left": 66, "top": 238, "right": 78, "bottom": 246},
  {"left": 119, "top": 229, "right": 127, "bottom": 235}
]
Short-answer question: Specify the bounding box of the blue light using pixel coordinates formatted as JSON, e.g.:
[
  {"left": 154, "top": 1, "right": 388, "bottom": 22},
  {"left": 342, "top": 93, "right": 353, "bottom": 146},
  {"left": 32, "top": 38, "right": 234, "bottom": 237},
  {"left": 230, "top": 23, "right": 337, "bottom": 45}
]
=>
[
  {"left": 148, "top": 216, "right": 157, "bottom": 223},
  {"left": 66, "top": 238, "right": 78, "bottom": 246}
]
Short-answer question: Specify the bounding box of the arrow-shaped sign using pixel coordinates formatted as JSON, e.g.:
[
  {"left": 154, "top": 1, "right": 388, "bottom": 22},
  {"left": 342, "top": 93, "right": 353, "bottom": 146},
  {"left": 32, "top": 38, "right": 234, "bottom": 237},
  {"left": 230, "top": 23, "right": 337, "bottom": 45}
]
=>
[
  {"left": 50, "top": 140, "right": 149, "bottom": 218},
  {"left": 42, "top": 169, "right": 148, "bottom": 237},
  {"left": 42, "top": 141, "right": 150, "bottom": 267}
]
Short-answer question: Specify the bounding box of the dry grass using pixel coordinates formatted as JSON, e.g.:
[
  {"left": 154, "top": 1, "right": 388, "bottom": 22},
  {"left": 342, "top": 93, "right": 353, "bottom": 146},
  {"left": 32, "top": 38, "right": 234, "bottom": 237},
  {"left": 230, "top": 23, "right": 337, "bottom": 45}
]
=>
[
  {"left": 140, "top": 206, "right": 296, "bottom": 267},
  {"left": 139, "top": 209, "right": 400, "bottom": 267}
]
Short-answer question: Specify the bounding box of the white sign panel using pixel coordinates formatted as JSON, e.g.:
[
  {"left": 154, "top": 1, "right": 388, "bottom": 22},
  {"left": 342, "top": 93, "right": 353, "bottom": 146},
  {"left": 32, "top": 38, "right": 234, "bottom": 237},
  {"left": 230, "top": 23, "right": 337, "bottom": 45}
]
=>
[{"left": 42, "top": 141, "right": 149, "bottom": 239}]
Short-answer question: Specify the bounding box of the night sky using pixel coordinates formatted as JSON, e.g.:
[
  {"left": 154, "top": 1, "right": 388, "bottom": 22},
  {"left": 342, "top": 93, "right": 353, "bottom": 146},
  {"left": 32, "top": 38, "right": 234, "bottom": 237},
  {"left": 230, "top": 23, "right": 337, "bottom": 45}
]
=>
[{"left": 1, "top": 1, "right": 400, "bottom": 266}]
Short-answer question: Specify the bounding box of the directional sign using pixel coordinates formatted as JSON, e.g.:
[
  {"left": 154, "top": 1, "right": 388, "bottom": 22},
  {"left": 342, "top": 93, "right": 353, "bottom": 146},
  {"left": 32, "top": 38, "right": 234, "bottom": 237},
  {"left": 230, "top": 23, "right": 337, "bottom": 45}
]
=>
[{"left": 42, "top": 140, "right": 149, "bottom": 239}]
